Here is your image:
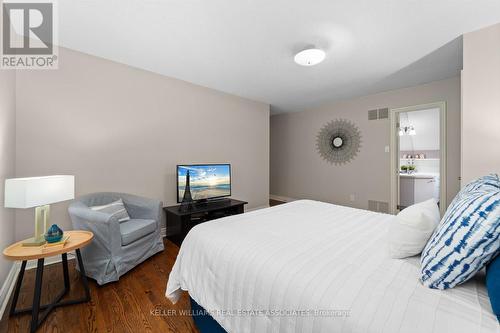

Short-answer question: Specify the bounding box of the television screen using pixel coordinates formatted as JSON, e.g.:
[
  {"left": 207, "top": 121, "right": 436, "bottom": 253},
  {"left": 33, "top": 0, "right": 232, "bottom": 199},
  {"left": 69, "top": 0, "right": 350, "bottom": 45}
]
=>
[{"left": 177, "top": 164, "right": 231, "bottom": 202}]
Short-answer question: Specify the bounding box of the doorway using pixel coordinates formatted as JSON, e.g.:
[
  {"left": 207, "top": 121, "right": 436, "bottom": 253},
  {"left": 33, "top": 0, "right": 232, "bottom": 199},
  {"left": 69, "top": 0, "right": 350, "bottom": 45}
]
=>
[{"left": 389, "top": 102, "right": 447, "bottom": 216}]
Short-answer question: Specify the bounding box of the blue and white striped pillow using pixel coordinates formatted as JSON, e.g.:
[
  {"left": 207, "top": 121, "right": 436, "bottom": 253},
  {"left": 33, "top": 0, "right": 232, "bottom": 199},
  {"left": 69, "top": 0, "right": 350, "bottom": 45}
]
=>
[
  {"left": 420, "top": 185, "right": 500, "bottom": 289},
  {"left": 460, "top": 173, "right": 500, "bottom": 194}
]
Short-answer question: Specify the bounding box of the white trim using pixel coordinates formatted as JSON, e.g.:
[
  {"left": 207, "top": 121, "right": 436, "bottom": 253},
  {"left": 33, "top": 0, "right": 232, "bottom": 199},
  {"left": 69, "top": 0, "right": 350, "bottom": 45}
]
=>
[
  {"left": 0, "top": 253, "right": 76, "bottom": 319},
  {"left": 161, "top": 226, "right": 167, "bottom": 238},
  {"left": 269, "top": 195, "right": 296, "bottom": 202},
  {"left": 245, "top": 204, "right": 270, "bottom": 212},
  {"left": 460, "top": 70, "right": 464, "bottom": 188},
  {"left": 389, "top": 102, "right": 447, "bottom": 216},
  {"left": 0, "top": 263, "right": 19, "bottom": 320}
]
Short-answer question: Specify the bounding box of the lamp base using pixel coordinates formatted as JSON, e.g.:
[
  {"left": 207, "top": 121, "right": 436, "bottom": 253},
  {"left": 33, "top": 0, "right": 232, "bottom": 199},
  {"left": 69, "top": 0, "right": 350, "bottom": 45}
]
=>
[
  {"left": 22, "top": 237, "right": 46, "bottom": 247},
  {"left": 22, "top": 204, "right": 51, "bottom": 247}
]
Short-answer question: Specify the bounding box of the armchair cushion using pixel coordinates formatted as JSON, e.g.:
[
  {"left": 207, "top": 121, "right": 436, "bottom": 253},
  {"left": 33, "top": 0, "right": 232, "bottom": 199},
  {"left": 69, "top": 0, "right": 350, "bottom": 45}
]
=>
[{"left": 120, "top": 219, "right": 157, "bottom": 246}]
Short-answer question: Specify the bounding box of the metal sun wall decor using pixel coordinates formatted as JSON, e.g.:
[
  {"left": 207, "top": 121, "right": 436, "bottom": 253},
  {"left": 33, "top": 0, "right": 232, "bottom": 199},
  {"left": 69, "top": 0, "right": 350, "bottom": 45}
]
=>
[{"left": 316, "top": 119, "right": 362, "bottom": 165}]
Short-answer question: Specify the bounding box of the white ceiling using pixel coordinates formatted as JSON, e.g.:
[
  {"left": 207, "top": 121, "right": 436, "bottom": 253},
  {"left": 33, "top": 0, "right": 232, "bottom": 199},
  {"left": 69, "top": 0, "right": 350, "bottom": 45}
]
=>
[{"left": 58, "top": 1, "right": 500, "bottom": 114}]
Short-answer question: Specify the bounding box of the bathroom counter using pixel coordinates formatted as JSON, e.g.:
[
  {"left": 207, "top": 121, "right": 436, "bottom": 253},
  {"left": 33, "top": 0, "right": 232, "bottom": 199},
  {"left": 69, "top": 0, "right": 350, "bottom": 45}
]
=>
[{"left": 399, "top": 172, "right": 438, "bottom": 180}]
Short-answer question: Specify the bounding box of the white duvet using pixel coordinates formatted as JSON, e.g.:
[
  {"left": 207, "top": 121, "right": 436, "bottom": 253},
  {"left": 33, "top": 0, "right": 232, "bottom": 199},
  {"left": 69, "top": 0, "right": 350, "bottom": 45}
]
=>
[{"left": 166, "top": 200, "right": 499, "bottom": 333}]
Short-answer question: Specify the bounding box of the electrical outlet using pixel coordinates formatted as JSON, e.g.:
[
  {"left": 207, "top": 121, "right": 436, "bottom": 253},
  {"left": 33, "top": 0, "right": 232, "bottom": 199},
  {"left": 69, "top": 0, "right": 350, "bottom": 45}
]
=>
[
  {"left": 349, "top": 194, "right": 356, "bottom": 202},
  {"left": 384, "top": 145, "right": 390, "bottom": 153}
]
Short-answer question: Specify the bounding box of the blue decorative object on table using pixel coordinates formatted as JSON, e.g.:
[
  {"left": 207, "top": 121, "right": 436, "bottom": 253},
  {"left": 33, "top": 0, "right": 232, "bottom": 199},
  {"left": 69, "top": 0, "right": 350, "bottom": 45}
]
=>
[{"left": 44, "top": 224, "right": 64, "bottom": 243}]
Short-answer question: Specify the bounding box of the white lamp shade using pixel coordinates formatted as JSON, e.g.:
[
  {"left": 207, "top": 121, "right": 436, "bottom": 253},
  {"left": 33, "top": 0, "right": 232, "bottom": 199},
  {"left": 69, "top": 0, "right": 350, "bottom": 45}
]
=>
[{"left": 4, "top": 175, "right": 75, "bottom": 208}]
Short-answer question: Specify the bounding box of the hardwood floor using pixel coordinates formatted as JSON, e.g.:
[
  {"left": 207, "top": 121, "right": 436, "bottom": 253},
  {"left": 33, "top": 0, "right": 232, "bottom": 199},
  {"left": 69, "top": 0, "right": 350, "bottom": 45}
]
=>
[
  {"left": 1, "top": 240, "right": 198, "bottom": 333},
  {"left": 269, "top": 199, "right": 285, "bottom": 207}
]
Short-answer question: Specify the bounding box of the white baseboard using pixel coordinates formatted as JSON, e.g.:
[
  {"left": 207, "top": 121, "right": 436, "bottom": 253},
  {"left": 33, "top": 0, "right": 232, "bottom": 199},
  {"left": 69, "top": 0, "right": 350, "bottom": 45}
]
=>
[
  {"left": 0, "top": 263, "right": 19, "bottom": 320},
  {"left": 245, "top": 204, "right": 270, "bottom": 212},
  {"left": 269, "top": 194, "right": 296, "bottom": 202},
  {"left": 0, "top": 253, "right": 76, "bottom": 320}
]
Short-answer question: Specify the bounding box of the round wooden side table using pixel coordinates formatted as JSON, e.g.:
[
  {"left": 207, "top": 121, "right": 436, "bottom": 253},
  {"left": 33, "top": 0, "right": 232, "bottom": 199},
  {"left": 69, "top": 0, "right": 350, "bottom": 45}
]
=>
[{"left": 3, "top": 230, "right": 94, "bottom": 333}]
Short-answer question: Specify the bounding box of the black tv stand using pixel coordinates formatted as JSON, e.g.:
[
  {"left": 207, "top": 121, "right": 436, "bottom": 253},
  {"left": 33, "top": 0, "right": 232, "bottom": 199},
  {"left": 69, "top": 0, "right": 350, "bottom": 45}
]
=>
[{"left": 164, "top": 198, "right": 248, "bottom": 246}]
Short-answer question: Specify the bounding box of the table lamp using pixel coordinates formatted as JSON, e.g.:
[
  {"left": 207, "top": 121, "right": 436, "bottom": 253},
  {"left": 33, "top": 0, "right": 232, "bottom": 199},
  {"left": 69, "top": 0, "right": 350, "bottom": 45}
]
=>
[{"left": 4, "top": 175, "right": 75, "bottom": 246}]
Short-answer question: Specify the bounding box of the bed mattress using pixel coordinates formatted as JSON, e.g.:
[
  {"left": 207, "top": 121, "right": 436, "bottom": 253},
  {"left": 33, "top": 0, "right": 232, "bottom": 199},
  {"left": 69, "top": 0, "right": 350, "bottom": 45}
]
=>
[{"left": 166, "top": 200, "right": 499, "bottom": 333}]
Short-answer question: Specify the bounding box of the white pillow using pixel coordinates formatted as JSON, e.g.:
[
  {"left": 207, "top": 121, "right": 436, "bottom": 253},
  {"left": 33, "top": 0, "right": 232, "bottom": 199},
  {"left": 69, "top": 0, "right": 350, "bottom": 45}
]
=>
[{"left": 387, "top": 199, "right": 441, "bottom": 259}]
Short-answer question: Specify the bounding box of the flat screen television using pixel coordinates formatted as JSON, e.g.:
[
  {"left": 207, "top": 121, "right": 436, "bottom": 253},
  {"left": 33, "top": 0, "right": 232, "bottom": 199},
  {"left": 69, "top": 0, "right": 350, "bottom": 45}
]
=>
[{"left": 177, "top": 164, "right": 231, "bottom": 203}]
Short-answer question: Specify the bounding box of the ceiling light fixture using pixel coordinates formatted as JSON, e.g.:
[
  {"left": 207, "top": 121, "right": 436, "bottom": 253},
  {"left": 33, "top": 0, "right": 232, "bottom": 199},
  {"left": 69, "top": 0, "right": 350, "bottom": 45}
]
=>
[
  {"left": 399, "top": 125, "right": 416, "bottom": 136},
  {"left": 294, "top": 48, "right": 326, "bottom": 66}
]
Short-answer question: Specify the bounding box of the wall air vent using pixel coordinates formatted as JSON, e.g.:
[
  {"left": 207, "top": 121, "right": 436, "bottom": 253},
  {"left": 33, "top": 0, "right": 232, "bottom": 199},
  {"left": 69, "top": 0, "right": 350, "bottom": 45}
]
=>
[
  {"left": 378, "top": 108, "right": 389, "bottom": 119},
  {"left": 368, "top": 108, "right": 389, "bottom": 120},
  {"left": 368, "top": 200, "right": 378, "bottom": 211},
  {"left": 378, "top": 202, "right": 389, "bottom": 213},
  {"left": 368, "top": 200, "right": 389, "bottom": 213},
  {"left": 368, "top": 110, "right": 378, "bottom": 120}
]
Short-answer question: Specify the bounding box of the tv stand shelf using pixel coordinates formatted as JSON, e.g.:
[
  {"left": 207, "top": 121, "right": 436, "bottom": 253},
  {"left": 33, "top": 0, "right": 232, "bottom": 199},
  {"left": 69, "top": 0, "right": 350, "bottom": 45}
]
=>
[{"left": 164, "top": 199, "right": 247, "bottom": 246}]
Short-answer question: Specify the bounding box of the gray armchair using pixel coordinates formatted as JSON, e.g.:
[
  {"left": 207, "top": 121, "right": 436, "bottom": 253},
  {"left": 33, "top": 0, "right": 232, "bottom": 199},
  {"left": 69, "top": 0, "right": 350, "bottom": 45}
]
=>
[{"left": 68, "top": 192, "right": 164, "bottom": 285}]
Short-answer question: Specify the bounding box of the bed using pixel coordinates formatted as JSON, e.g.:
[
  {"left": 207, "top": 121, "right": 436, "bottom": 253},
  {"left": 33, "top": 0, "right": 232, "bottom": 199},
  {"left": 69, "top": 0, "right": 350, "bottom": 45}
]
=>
[{"left": 166, "top": 200, "right": 499, "bottom": 333}]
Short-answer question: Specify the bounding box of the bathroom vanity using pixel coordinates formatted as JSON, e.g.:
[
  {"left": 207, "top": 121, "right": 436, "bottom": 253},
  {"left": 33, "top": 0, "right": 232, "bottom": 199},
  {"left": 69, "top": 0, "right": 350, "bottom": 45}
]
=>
[{"left": 399, "top": 173, "right": 439, "bottom": 209}]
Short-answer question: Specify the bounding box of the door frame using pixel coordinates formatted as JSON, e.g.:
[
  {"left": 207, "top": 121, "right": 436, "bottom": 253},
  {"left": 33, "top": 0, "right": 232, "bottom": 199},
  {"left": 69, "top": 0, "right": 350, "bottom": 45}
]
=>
[{"left": 389, "top": 101, "right": 447, "bottom": 216}]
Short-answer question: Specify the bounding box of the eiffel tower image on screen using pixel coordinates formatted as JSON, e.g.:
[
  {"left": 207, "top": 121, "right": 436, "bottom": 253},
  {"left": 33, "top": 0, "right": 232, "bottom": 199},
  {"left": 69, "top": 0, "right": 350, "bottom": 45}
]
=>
[{"left": 181, "top": 170, "right": 193, "bottom": 203}]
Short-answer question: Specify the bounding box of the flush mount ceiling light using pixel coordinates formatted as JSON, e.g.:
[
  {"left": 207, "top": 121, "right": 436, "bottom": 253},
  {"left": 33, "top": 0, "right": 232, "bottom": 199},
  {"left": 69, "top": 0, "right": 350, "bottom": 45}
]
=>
[{"left": 294, "top": 48, "right": 326, "bottom": 66}]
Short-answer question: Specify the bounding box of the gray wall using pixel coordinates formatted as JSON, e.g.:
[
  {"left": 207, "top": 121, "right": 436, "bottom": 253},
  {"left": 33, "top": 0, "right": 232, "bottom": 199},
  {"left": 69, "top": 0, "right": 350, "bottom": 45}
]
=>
[
  {"left": 15, "top": 48, "right": 270, "bottom": 239},
  {"left": 462, "top": 23, "right": 500, "bottom": 184},
  {"left": 270, "top": 76, "right": 460, "bottom": 210},
  {"left": 0, "top": 70, "right": 16, "bottom": 284}
]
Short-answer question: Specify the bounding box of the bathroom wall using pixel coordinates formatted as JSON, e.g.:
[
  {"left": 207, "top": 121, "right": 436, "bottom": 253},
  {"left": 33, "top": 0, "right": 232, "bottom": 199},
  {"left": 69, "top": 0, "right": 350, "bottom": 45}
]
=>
[{"left": 399, "top": 108, "right": 441, "bottom": 175}]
